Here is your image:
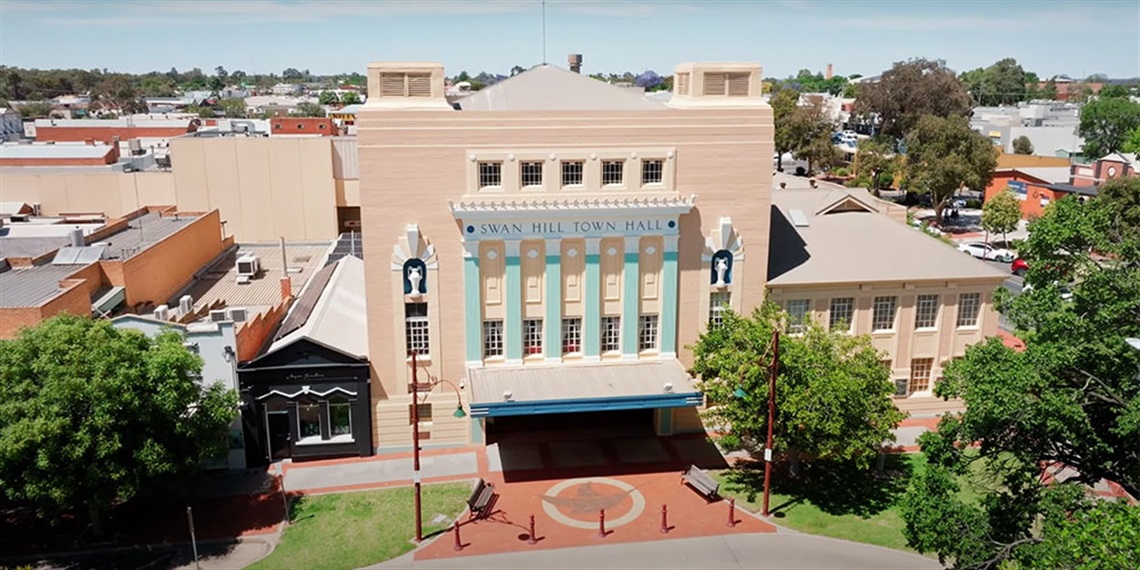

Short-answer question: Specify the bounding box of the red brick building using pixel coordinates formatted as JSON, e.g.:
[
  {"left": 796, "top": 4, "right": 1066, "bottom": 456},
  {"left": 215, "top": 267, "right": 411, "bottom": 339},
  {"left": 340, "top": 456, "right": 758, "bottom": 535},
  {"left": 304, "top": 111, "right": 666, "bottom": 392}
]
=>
[
  {"left": 985, "top": 153, "right": 1136, "bottom": 219},
  {"left": 270, "top": 117, "right": 338, "bottom": 136},
  {"left": 32, "top": 118, "right": 196, "bottom": 145}
]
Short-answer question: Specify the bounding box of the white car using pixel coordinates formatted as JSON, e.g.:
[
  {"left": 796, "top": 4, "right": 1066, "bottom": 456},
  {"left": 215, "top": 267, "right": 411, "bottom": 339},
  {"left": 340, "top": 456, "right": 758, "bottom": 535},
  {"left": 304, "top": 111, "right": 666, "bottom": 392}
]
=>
[{"left": 958, "top": 242, "right": 1015, "bottom": 262}]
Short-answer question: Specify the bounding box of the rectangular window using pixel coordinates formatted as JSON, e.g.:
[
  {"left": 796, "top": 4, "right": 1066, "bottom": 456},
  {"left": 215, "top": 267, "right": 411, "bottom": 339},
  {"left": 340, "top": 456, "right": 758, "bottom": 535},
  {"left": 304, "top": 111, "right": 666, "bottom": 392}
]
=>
[
  {"left": 478, "top": 161, "right": 502, "bottom": 188},
  {"left": 709, "top": 291, "right": 731, "bottom": 328},
  {"left": 523, "top": 318, "right": 543, "bottom": 355},
  {"left": 404, "top": 302, "right": 429, "bottom": 357},
  {"left": 829, "top": 297, "right": 854, "bottom": 332},
  {"left": 786, "top": 299, "right": 810, "bottom": 333},
  {"left": 482, "top": 319, "right": 503, "bottom": 358},
  {"left": 601, "top": 316, "right": 621, "bottom": 352},
  {"left": 561, "top": 317, "right": 582, "bottom": 355},
  {"left": 872, "top": 296, "right": 898, "bottom": 332},
  {"left": 298, "top": 402, "right": 321, "bottom": 439},
  {"left": 915, "top": 294, "right": 939, "bottom": 329},
  {"left": 329, "top": 400, "right": 351, "bottom": 436},
  {"left": 956, "top": 293, "right": 981, "bottom": 328},
  {"left": 909, "top": 358, "right": 933, "bottom": 393},
  {"left": 561, "top": 160, "right": 584, "bottom": 187},
  {"left": 638, "top": 314, "right": 659, "bottom": 352},
  {"left": 520, "top": 161, "right": 543, "bottom": 187},
  {"left": 602, "top": 160, "right": 624, "bottom": 186},
  {"left": 641, "top": 159, "right": 664, "bottom": 185}
]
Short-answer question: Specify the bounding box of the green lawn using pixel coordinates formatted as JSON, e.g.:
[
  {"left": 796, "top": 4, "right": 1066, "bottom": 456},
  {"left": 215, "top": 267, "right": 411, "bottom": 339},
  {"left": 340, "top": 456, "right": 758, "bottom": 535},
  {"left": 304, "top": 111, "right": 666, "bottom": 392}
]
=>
[
  {"left": 248, "top": 482, "right": 471, "bottom": 570},
  {"left": 714, "top": 453, "right": 985, "bottom": 552}
]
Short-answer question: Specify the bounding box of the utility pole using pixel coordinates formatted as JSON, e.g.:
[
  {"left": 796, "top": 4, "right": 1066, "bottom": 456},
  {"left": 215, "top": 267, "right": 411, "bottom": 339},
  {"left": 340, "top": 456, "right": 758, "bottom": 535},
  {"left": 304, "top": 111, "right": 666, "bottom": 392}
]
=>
[
  {"left": 762, "top": 329, "right": 779, "bottom": 517},
  {"left": 411, "top": 350, "right": 423, "bottom": 542}
]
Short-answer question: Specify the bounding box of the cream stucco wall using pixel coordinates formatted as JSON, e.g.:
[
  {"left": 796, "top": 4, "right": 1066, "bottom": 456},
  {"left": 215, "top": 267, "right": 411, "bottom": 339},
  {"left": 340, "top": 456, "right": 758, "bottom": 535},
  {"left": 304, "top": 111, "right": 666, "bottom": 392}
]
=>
[{"left": 357, "top": 71, "right": 774, "bottom": 449}]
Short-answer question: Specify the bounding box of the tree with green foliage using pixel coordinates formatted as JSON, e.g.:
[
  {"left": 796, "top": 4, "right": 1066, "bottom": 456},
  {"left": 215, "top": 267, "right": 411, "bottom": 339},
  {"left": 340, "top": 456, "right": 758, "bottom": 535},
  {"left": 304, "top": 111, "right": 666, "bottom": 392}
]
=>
[
  {"left": 218, "top": 98, "right": 247, "bottom": 119},
  {"left": 854, "top": 58, "right": 972, "bottom": 140},
  {"left": 1040, "top": 78, "right": 1058, "bottom": 100},
  {"left": 692, "top": 302, "right": 905, "bottom": 474},
  {"left": 318, "top": 90, "right": 341, "bottom": 105},
  {"left": 784, "top": 96, "right": 840, "bottom": 174},
  {"left": 1011, "top": 135, "right": 1033, "bottom": 155},
  {"left": 187, "top": 104, "right": 215, "bottom": 119},
  {"left": 854, "top": 138, "right": 898, "bottom": 189},
  {"left": 1098, "top": 84, "right": 1131, "bottom": 99},
  {"left": 904, "top": 115, "right": 998, "bottom": 222},
  {"left": 1123, "top": 126, "right": 1140, "bottom": 154},
  {"left": 13, "top": 100, "right": 54, "bottom": 118},
  {"left": 978, "top": 58, "right": 1029, "bottom": 106},
  {"left": 981, "top": 188, "right": 1021, "bottom": 244},
  {"left": 901, "top": 185, "right": 1140, "bottom": 568},
  {"left": 1079, "top": 97, "right": 1140, "bottom": 157},
  {"left": 340, "top": 91, "right": 362, "bottom": 105},
  {"left": 282, "top": 67, "right": 303, "bottom": 82},
  {"left": 770, "top": 87, "right": 800, "bottom": 172},
  {"left": 958, "top": 67, "right": 984, "bottom": 101},
  {"left": 293, "top": 101, "right": 326, "bottom": 117},
  {"left": 0, "top": 316, "right": 238, "bottom": 536}
]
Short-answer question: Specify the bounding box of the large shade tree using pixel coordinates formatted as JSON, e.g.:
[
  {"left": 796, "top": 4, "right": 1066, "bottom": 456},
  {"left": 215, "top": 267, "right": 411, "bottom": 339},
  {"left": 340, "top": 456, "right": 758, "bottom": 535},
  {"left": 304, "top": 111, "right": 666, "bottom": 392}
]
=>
[
  {"left": 904, "top": 115, "right": 998, "bottom": 222},
  {"left": 854, "top": 58, "right": 973, "bottom": 140},
  {"left": 0, "top": 316, "right": 237, "bottom": 536},
  {"left": 1078, "top": 97, "right": 1140, "bottom": 157},
  {"left": 901, "top": 180, "right": 1140, "bottom": 569},
  {"left": 770, "top": 87, "right": 800, "bottom": 172},
  {"left": 691, "top": 303, "right": 905, "bottom": 473}
]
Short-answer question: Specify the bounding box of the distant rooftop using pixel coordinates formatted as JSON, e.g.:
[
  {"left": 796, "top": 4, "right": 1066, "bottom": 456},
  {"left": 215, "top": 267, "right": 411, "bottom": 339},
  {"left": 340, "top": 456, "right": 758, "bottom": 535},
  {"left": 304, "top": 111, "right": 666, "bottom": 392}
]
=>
[
  {"left": 0, "top": 263, "right": 86, "bottom": 308},
  {"left": 99, "top": 212, "right": 199, "bottom": 260},
  {"left": 0, "top": 143, "right": 115, "bottom": 160},
  {"left": 455, "top": 64, "right": 666, "bottom": 112}
]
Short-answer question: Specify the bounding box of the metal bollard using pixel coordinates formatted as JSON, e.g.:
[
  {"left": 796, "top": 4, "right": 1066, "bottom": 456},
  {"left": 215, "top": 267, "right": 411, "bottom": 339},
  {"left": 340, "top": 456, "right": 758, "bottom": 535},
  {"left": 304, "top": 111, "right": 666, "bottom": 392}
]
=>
[
  {"left": 660, "top": 504, "right": 669, "bottom": 534},
  {"left": 727, "top": 498, "right": 736, "bottom": 528},
  {"left": 528, "top": 514, "right": 538, "bottom": 545},
  {"left": 597, "top": 508, "right": 607, "bottom": 538},
  {"left": 453, "top": 522, "right": 463, "bottom": 551}
]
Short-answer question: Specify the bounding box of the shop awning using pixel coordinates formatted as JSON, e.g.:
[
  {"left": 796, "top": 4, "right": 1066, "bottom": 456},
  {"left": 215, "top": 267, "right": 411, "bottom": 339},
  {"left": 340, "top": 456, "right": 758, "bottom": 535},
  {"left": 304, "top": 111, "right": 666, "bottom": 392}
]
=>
[{"left": 467, "top": 359, "right": 702, "bottom": 418}]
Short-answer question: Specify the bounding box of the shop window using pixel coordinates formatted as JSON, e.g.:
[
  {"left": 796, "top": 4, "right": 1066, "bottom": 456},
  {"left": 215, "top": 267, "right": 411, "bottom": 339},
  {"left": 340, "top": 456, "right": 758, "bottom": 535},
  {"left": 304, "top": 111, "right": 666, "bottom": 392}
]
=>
[
  {"left": 523, "top": 318, "right": 543, "bottom": 355},
  {"left": 329, "top": 398, "right": 351, "bottom": 436},
  {"left": 562, "top": 317, "right": 582, "bottom": 355},
  {"left": 297, "top": 402, "right": 321, "bottom": 440}
]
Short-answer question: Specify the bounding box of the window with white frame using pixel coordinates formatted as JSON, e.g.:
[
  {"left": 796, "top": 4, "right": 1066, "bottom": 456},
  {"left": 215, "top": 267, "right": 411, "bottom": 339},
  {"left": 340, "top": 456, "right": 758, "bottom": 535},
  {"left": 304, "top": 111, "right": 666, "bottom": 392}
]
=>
[
  {"left": 329, "top": 397, "right": 352, "bottom": 436},
  {"left": 520, "top": 161, "right": 543, "bottom": 187},
  {"left": 956, "top": 293, "right": 981, "bottom": 328},
  {"left": 829, "top": 297, "right": 854, "bottom": 332},
  {"left": 786, "top": 299, "right": 810, "bottom": 333},
  {"left": 915, "top": 294, "right": 939, "bottom": 329},
  {"left": 872, "top": 296, "right": 897, "bottom": 332},
  {"left": 478, "top": 161, "right": 502, "bottom": 188},
  {"left": 601, "top": 316, "right": 621, "bottom": 352},
  {"left": 404, "top": 302, "right": 429, "bottom": 357},
  {"left": 638, "top": 314, "right": 659, "bottom": 351},
  {"left": 709, "top": 291, "right": 731, "bottom": 328},
  {"left": 641, "top": 159, "right": 664, "bottom": 185},
  {"left": 482, "top": 319, "right": 504, "bottom": 358},
  {"left": 909, "top": 358, "right": 933, "bottom": 392},
  {"left": 602, "top": 160, "right": 624, "bottom": 185},
  {"left": 523, "top": 318, "right": 543, "bottom": 355},
  {"left": 562, "top": 317, "right": 582, "bottom": 355},
  {"left": 561, "top": 161, "right": 584, "bottom": 187}
]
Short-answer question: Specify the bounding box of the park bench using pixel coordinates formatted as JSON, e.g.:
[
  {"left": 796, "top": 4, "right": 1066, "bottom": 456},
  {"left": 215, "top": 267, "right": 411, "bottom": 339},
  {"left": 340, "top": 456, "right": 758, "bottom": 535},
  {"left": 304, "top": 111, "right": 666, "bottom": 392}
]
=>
[
  {"left": 467, "top": 478, "right": 497, "bottom": 520},
  {"left": 681, "top": 464, "right": 720, "bottom": 502}
]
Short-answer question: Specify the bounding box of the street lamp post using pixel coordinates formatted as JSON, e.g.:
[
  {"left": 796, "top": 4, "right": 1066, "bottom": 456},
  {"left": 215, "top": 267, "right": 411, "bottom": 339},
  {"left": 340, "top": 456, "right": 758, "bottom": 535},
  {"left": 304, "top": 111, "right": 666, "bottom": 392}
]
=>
[
  {"left": 409, "top": 351, "right": 467, "bottom": 542},
  {"left": 762, "top": 329, "right": 779, "bottom": 518}
]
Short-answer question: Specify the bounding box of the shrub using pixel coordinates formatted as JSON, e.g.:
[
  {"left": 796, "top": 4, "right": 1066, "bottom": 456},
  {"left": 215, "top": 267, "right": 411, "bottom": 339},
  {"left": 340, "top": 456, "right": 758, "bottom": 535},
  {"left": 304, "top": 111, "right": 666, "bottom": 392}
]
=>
[
  {"left": 875, "top": 172, "right": 895, "bottom": 189},
  {"left": 833, "top": 167, "right": 850, "bottom": 177},
  {"left": 965, "top": 199, "right": 982, "bottom": 209}
]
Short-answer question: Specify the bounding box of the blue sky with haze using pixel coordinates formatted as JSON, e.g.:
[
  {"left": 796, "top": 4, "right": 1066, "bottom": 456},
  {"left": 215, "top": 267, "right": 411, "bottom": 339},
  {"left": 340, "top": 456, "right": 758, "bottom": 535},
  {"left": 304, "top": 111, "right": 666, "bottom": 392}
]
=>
[{"left": 2, "top": 0, "right": 1138, "bottom": 80}]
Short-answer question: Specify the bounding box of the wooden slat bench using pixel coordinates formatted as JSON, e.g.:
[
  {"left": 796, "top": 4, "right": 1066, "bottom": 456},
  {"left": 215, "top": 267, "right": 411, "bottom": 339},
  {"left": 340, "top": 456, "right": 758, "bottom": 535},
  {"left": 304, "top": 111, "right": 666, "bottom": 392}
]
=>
[
  {"left": 681, "top": 465, "right": 720, "bottom": 502},
  {"left": 467, "top": 478, "right": 496, "bottom": 520}
]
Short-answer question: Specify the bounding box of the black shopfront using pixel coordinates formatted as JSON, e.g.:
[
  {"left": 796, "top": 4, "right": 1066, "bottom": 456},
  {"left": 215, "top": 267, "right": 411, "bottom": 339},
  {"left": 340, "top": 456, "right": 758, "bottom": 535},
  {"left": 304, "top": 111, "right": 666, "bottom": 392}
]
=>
[{"left": 239, "top": 338, "right": 373, "bottom": 466}]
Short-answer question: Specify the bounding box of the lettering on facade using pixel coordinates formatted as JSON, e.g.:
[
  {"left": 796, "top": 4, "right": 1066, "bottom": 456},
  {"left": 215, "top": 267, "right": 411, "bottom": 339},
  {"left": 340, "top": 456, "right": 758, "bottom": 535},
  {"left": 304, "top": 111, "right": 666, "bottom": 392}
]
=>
[
  {"left": 285, "top": 371, "right": 325, "bottom": 381},
  {"left": 470, "top": 218, "right": 670, "bottom": 237}
]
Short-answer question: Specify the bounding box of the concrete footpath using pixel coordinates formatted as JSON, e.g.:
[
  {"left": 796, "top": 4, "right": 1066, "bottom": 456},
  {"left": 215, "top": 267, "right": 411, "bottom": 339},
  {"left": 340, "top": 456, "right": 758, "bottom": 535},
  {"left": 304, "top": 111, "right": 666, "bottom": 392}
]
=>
[{"left": 367, "top": 533, "right": 942, "bottom": 570}]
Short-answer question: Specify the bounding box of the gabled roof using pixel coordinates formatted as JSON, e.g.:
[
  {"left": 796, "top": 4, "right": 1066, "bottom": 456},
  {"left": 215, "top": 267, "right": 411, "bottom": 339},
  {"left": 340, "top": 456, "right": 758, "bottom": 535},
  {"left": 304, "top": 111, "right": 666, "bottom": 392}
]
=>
[
  {"left": 266, "top": 255, "right": 367, "bottom": 359},
  {"left": 996, "top": 166, "right": 1072, "bottom": 184},
  {"left": 455, "top": 65, "right": 666, "bottom": 111},
  {"left": 768, "top": 189, "right": 1008, "bottom": 286}
]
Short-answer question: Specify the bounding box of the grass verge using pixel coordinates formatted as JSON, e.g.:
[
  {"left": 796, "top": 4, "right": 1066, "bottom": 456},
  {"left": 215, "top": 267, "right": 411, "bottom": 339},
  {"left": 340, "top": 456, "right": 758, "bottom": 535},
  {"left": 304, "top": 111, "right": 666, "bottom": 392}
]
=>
[{"left": 248, "top": 481, "right": 470, "bottom": 570}]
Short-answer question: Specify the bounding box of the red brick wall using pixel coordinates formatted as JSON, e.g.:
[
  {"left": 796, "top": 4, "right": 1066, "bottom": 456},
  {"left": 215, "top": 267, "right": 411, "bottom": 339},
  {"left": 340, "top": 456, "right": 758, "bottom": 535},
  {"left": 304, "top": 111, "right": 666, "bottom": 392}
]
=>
[
  {"left": 270, "top": 118, "right": 337, "bottom": 136},
  {"left": 0, "top": 274, "right": 102, "bottom": 339},
  {"left": 108, "top": 210, "right": 226, "bottom": 307},
  {"left": 236, "top": 298, "right": 292, "bottom": 362}
]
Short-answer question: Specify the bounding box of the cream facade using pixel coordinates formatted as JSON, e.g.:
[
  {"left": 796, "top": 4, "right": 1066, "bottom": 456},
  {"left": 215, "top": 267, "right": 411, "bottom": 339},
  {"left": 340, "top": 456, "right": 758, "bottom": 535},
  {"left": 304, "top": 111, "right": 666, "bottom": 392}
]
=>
[{"left": 358, "top": 62, "right": 774, "bottom": 450}]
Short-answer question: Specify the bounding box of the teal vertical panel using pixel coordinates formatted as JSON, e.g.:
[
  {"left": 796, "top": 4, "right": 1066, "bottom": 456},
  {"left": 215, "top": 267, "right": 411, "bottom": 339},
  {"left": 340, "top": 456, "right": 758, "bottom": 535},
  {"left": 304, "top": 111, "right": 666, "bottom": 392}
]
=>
[
  {"left": 463, "top": 255, "right": 481, "bottom": 362},
  {"left": 471, "top": 417, "right": 484, "bottom": 444},
  {"left": 545, "top": 254, "right": 562, "bottom": 359},
  {"left": 584, "top": 253, "right": 601, "bottom": 357},
  {"left": 661, "top": 250, "right": 679, "bottom": 354},
  {"left": 505, "top": 255, "right": 522, "bottom": 361},
  {"left": 621, "top": 251, "right": 639, "bottom": 355},
  {"left": 655, "top": 408, "right": 674, "bottom": 436}
]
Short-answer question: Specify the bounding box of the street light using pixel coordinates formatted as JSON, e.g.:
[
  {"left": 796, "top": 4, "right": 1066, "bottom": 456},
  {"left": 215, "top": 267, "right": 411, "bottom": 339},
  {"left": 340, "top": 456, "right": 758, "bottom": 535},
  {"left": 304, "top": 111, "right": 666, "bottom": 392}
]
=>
[
  {"left": 726, "top": 330, "right": 780, "bottom": 517},
  {"left": 409, "top": 351, "right": 466, "bottom": 542}
]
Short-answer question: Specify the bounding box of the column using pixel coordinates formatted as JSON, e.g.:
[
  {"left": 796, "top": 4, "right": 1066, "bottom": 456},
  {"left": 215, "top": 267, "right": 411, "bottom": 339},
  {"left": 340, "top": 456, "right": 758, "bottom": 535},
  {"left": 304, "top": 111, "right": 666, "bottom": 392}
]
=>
[
  {"left": 621, "top": 236, "right": 640, "bottom": 359},
  {"left": 660, "top": 235, "right": 679, "bottom": 357},
  {"left": 544, "top": 238, "right": 562, "bottom": 363},
  {"left": 462, "top": 241, "right": 482, "bottom": 365},
  {"left": 504, "top": 240, "right": 523, "bottom": 365},
  {"left": 584, "top": 237, "right": 602, "bottom": 361}
]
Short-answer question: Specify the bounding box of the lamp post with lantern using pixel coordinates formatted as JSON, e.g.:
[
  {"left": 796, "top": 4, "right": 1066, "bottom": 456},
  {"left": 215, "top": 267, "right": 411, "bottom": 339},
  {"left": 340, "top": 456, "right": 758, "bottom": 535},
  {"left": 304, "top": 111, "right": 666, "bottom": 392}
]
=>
[{"left": 409, "top": 350, "right": 466, "bottom": 542}]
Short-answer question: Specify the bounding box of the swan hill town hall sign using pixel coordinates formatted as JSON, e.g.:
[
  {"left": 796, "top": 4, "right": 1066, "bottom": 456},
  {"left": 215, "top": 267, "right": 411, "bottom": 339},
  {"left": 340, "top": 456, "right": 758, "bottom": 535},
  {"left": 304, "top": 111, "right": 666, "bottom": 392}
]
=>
[{"left": 465, "top": 218, "right": 677, "bottom": 237}]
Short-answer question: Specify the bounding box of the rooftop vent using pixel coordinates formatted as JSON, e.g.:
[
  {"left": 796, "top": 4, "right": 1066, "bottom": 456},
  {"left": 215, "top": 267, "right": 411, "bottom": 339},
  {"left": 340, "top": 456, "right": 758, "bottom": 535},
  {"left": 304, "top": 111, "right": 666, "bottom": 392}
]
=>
[{"left": 789, "top": 209, "right": 810, "bottom": 227}]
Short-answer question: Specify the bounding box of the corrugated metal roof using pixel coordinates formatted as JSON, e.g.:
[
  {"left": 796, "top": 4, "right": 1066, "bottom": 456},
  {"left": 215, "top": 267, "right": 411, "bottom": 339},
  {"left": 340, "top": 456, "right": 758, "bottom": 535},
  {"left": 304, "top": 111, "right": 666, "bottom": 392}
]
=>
[
  {"left": 268, "top": 255, "right": 367, "bottom": 358},
  {"left": 331, "top": 136, "right": 358, "bottom": 179},
  {"left": 184, "top": 243, "right": 331, "bottom": 318},
  {"left": 468, "top": 359, "right": 698, "bottom": 405},
  {"left": 0, "top": 144, "right": 115, "bottom": 159},
  {"left": 0, "top": 263, "right": 91, "bottom": 308},
  {"left": 457, "top": 65, "right": 667, "bottom": 112},
  {"left": 768, "top": 189, "right": 1009, "bottom": 286}
]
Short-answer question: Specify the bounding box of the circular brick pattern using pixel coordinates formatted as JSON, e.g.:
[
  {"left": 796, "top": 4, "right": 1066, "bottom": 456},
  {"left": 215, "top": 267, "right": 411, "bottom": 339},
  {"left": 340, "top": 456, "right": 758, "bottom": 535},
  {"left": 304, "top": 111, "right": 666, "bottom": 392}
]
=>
[{"left": 541, "top": 477, "right": 646, "bottom": 530}]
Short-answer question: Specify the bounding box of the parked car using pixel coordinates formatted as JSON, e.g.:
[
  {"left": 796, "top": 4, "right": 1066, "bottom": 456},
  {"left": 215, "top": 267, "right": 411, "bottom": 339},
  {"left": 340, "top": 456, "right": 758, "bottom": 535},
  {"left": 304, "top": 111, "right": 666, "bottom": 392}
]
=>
[
  {"left": 958, "top": 242, "right": 1016, "bottom": 262},
  {"left": 1011, "top": 258, "right": 1028, "bottom": 277}
]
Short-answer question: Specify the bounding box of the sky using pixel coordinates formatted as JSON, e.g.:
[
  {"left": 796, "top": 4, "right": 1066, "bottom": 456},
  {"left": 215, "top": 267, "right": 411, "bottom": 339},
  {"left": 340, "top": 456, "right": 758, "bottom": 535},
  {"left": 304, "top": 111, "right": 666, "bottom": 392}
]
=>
[{"left": 1, "top": 0, "right": 1139, "bottom": 80}]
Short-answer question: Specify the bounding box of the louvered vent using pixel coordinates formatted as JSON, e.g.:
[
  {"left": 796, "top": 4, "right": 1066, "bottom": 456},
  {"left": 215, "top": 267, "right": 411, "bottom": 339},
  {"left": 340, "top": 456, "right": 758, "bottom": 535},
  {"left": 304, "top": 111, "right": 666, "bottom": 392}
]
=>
[
  {"left": 675, "top": 72, "right": 690, "bottom": 96},
  {"left": 703, "top": 73, "right": 727, "bottom": 96},
  {"left": 727, "top": 73, "right": 750, "bottom": 96},
  {"left": 379, "top": 72, "right": 434, "bottom": 97}
]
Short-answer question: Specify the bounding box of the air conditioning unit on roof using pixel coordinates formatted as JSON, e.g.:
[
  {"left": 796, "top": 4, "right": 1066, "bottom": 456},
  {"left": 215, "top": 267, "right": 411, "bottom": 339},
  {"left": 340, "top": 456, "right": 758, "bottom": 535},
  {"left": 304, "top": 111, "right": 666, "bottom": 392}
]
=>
[
  {"left": 227, "top": 307, "right": 248, "bottom": 323},
  {"left": 209, "top": 309, "right": 229, "bottom": 323}
]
